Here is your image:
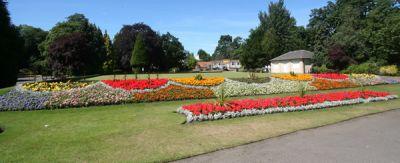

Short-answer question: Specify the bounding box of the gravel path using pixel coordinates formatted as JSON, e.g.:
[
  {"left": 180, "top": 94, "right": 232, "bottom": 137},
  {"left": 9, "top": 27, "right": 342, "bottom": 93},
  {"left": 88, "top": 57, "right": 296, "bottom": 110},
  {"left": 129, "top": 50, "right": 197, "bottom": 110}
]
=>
[{"left": 174, "top": 109, "right": 400, "bottom": 163}]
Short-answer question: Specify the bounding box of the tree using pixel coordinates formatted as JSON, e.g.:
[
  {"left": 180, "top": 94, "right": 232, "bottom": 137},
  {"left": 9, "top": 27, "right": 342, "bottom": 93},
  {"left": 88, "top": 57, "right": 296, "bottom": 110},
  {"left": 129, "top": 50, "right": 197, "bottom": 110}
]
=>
[
  {"left": 40, "top": 13, "right": 105, "bottom": 75},
  {"left": 102, "top": 31, "right": 116, "bottom": 73},
  {"left": 212, "top": 35, "right": 243, "bottom": 60},
  {"left": 114, "top": 23, "right": 162, "bottom": 72},
  {"left": 130, "top": 33, "right": 149, "bottom": 72},
  {"left": 197, "top": 49, "right": 211, "bottom": 61},
  {"left": 160, "top": 32, "right": 186, "bottom": 70},
  {"left": 47, "top": 32, "right": 93, "bottom": 78},
  {"left": 185, "top": 52, "right": 197, "bottom": 70},
  {"left": 17, "top": 25, "right": 48, "bottom": 74},
  {"left": 0, "top": 0, "right": 23, "bottom": 87}
]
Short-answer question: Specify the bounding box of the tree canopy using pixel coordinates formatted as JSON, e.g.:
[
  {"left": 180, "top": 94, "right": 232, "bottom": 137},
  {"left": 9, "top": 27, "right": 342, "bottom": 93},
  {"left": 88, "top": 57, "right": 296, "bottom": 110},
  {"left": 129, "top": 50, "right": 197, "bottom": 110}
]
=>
[
  {"left": 213, "top": 35, "right": 243, "bottom": 60},
  {"left": 197, "top": 49, "right": 211, "bottom": 61}
]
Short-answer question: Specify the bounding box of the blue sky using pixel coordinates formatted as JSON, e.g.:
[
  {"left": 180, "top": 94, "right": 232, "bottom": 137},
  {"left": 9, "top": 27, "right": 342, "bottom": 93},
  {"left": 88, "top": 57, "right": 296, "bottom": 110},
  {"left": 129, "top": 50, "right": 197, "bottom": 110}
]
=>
[{"left": 7, "top": 0, "right": 330, "bottom": 54}]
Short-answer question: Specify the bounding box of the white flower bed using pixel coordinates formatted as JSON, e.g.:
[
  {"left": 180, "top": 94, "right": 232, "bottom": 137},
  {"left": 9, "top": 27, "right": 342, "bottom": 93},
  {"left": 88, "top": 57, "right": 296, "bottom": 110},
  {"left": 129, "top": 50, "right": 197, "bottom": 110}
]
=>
[
  {"left": 177, "top": 95, "right": 398, "bottom": 123},
  {"left": 210, "top": 78, "right": 317, "bottom": 97}
]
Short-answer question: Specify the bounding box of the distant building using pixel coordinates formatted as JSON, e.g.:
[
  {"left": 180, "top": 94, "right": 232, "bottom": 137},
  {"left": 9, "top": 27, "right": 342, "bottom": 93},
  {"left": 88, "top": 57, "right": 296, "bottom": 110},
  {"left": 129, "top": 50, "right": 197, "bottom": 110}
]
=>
[
  {"left": 270, "top": 50, "right": 313, "bottom": 74},
  {"left": 212, "top": 59, "right": 241, "bottom": 71},
  {"left": 194, "top": 59, "right": 241, "bottom": 71},
  {"left": 195, "top": 61, "right": 213, "bottom": 71}
]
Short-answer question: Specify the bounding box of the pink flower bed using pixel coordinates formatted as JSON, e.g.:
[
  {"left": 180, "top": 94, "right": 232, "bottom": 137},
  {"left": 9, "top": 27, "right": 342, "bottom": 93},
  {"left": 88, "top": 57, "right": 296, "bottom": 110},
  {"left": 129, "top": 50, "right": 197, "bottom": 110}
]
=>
[
  {"left": 102, "top": 79, "right": 168, "bottom": 90},
  {"left": 181, "top": 91, "right": 391, "bottom": 116},
  {"left": 312, "top": 73, "right": 348, "bottom": 80}
]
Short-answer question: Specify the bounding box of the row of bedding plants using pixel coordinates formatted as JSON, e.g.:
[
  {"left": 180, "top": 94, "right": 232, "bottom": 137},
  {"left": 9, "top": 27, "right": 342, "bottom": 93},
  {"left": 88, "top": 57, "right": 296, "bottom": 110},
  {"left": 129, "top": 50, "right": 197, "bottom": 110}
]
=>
[
  {"left": 177, "top": 90, "right": 398, "bottom": 123},
  {"left": 1, "top": 74, "right": 400, "bottom": 111}
]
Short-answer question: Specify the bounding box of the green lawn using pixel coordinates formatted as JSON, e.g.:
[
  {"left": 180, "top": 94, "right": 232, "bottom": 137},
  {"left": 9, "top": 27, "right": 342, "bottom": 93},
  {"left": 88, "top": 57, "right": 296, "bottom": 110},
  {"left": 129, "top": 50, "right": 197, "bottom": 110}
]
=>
[
  {"left": 0, "top": 86, "right": 13, "bottom": 95},
  {"left": 0, "top": 84, "right": 400, "bottom": 162},
  {"left": 88, "top": 71, "right": 266, "bottom": 80}
]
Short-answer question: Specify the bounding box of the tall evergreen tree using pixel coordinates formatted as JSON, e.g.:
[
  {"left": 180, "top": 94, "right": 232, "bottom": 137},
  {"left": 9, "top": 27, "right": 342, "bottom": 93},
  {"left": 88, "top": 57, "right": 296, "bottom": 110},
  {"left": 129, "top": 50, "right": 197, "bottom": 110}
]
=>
[
  {"left": 102, "top": 31, "right": 115, "bottom": 73},
  {"left": 0, "top": 0, "right": 23, "bottom": 87},
  {"left": 130, "top": 33, "right": 149, "bottom": 72}
]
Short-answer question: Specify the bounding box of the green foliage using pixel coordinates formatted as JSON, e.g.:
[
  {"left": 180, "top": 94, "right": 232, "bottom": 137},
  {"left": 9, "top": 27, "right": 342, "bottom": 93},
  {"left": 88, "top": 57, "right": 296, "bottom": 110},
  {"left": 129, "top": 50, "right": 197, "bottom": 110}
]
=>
[
  {"left": 312, "top": 64, "right": 334, "bottom": 73},
  {"left": 130, "top": 33, "right": 148, "bottom": 71},
  {"left": 102, "top": 31, "right": 116, "bottom": 74},
  {"left": 308, "top": 0, "right": 400, "bottom": 67},
  {"left": 241, "top": 0, "right": 306, "bottom": 69},
  {"left": 213, "top": 35, "right": 243, "bottom": 60},
  {"left": 197, "top": 49, "right": 211, "bottom": 61},
  {"left": 379, "top": 65, "right": 398, "bottom": 76},
  {"left": 298, "top": 81, "right": 306, "bottom": 97},
  {"left": 0, "top": 1, "right": 23, "bottom": 87},
  {"left": 40, "top": 13, "right": 106, "bottom": 76},
  {"left": 194, "top": 74, "right": 203, "bottom": 80},
  {"left": 341, "top": 62, "right": 380, "bottom": 74},
  {"left": 160, "top": 32, "right": 186, "bottom": 70},
  {"left": 17, "top": 25, "right": 48, "bottom": 73},
  {"left": 185, "top": 52, "right": 197, "bottom": 70}
]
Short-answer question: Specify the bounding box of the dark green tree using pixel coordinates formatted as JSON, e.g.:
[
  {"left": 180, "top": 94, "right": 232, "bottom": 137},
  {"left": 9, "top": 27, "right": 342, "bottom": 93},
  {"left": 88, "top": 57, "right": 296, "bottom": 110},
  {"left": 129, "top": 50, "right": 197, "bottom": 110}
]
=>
[
  {"left": 185, "top": 52, "right": 197, "bottom": 70},
  {"left": 130, "top": 33, "right": 149, "bottom": 72},
  {"left": 0, "top": 0, "right": 23, "bottom": 87},
  {"left": 102, "top": 31, "right": 116, "bottom": 73},
  {"left": 160, "top": 32, "right": 186, "bottom": 70},
  {"left": 197, "top": 49, "right": 211, "bottom": 61},
  {"left": 17, "top": 25, "right": 48, "bottom": 73},
  {"left": 40, "top": 13, "right": 105, "bottom": 75}
]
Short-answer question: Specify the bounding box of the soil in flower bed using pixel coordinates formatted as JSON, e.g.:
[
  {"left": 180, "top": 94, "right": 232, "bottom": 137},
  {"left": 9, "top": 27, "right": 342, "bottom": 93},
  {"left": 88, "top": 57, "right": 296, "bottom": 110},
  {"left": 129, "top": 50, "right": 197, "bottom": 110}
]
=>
[{"left": 229, "top": 77, "right": 271, "bottom": 83}]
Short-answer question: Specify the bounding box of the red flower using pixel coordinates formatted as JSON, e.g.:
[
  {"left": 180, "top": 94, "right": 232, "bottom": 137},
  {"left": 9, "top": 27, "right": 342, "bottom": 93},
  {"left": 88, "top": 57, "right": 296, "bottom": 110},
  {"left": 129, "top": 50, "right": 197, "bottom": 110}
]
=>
[
  {"left": 102, "top": 79, "right": 168, "bottom": 90},
  {"left": 312, "top": 73, "right": 349, "bottom": 80},
  {"left": 182, "top": 90, "right": 391, "bottom": 115}
]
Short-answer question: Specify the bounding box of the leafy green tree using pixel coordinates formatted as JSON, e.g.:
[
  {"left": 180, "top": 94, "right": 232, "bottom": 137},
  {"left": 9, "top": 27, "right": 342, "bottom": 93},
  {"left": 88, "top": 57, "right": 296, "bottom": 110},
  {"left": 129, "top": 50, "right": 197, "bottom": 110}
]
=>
[
  {"left": 130, "top": 33, "right": 149, "bottom": 72},
  {"left": 102, "top": 31, "right": 116, "bottom": 73},
  {"left": 197, "top": 49, "right": 211, "bottom": 61},
  {"left": 160, "top": 32, "right": 186, "bottom": 70},
  {"left": 213, "top": 35, "right": 243, "bottom": 60},
  {"left": 114, "top": 23, "right": 162, "bottom": 72},
  {"left": 40, "top": 13, "right": 105, "bottom": 75},
  {"left": 185, "top": 52, "right": 197, "bottom": 70},
  {"left": 17, "top": 25, "right": 48, "bottom": 71},
  {"left": 0, "top": 0, "right": 23, "bottom": 87}
]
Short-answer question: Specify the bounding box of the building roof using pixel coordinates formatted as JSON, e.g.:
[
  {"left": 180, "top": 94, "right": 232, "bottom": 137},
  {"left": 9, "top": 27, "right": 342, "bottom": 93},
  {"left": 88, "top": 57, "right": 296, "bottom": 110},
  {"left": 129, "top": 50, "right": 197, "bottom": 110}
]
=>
[
  {"left": 270, "top": 50, "right": 314, "bottom": 61},
  {"left": 197, "top": 61, "right": 212, "bottom": 68}
]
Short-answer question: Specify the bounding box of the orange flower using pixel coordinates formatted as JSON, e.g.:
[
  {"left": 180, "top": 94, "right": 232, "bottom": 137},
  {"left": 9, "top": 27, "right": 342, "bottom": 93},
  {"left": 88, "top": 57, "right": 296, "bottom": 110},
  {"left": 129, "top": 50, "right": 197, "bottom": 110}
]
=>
[
  {"left": 272, "top": 74, "right": 312, "bottom": 81},
  {"left": 310, "top": 78, "right": 358, "bottom": 90},
  {"left": 170, "top": 77, "right": 224, "bottom": 86},
  {"left": 133, "top": 85, "right": 215, "bottom": 102}
]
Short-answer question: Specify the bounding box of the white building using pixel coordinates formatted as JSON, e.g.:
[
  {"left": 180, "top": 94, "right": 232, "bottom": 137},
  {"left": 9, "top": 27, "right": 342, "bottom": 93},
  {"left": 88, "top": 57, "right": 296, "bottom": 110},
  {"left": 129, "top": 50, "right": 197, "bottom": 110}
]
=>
[
  {"left": 212, "top": 59, "right": 241, "bottom": 71},
  {"left": 270, "top": 50, "right": 313, "bottom": 74}
]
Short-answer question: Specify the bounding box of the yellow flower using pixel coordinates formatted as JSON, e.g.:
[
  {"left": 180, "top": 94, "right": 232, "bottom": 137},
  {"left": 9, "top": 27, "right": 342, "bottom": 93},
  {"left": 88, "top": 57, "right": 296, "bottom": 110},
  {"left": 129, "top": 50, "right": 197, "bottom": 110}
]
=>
[
  {"left": 171, "top": 77, "right": 224, "bottom": 86},
  {"left": 272, "top": 74, "right": 312, "bottom": 81}
]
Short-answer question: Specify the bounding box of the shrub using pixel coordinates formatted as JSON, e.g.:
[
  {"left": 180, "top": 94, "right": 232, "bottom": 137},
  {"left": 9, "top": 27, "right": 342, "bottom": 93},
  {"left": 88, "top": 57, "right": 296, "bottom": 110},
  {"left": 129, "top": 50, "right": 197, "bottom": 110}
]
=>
[
  {"left": 379, "top": 65, "right": 398, "bottom": 76},
  {"left": 341, "top": 62, "right": 379, "bottom": 74},
  {"left": 312, "top": 65, "right": 334, "bottom": 73}
]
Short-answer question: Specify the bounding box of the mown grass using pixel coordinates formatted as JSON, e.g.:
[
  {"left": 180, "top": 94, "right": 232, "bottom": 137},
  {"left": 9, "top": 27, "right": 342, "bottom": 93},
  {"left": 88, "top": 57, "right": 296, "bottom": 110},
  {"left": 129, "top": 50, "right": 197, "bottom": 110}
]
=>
[
  {"left": 88, "top": 71, "right": 267, "bottom": 80},
  {"left": 0, "top": 86, "right": 13, "bottom": 95},
  {"left": 0, "top": 84, "right": 399, "bottom": 162}
]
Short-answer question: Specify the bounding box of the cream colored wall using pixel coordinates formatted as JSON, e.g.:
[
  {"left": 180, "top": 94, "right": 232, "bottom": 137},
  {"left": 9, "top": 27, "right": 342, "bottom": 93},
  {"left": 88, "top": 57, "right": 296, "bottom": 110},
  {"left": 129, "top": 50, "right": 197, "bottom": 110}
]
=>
[{"left": 271, "top": 59, "right": 307, "bottom": 74}]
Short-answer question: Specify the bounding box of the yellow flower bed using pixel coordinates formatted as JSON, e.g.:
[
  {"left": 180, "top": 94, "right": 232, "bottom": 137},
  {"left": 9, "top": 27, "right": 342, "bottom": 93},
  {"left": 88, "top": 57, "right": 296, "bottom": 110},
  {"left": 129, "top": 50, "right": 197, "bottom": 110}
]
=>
[
  {"left": 171, "top": 77, "right": 225, "bottom": 86},
  {"left": 22, "top": 81, "right": 91, "bottom": 92},
  {"left": 349, "top": 74, "right": 377, "bottom": 80},
  {"left": 272, "top": 74, "right": 313, "bottom": 81}
]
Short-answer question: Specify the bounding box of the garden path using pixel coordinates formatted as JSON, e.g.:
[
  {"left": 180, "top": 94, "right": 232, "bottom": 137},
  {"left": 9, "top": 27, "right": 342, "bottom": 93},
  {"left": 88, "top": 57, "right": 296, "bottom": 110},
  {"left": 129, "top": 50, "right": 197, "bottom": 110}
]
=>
[{"left": 174, "top": 109, "right": 400, "bottom": 163}]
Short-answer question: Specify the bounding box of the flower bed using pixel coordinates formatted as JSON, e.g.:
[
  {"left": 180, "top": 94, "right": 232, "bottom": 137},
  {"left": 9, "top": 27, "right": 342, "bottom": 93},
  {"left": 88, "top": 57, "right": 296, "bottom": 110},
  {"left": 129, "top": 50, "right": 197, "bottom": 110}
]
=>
[
  {"left": 272, "top": 74, "right": 312, "bottom": 81},
  {"left": 22, "top": 81, "right": 91, "bottom": 92},
  {"left": 170, "top": 77, "right": 224, "bottom": 86},
  {"left": 177, "top": 91, "right": 397, "bottom": 123},
  {"left": 102, "top": 79, "right": 168, "bottom": 91},
  {"left": 134, "top": 85, "right": 215, "bottom": 102},
  {"left": 312, "top": 73, "right": 348, "bottom": 80},
  {"left": 310, "top": 78, "right": 358, "bottom": 90}
]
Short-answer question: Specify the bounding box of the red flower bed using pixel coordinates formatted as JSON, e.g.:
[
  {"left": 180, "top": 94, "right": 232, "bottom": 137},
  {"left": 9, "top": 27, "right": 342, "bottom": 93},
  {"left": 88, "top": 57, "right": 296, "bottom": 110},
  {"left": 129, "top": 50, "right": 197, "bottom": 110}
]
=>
[
  {"left": 182, "top": 91, "right": 390, "bottom": 115},
  {"left": 312, "top": 73, "right": 348, "bottom": 80},
  {"left": 102, "top": 79, "right": 168, "bottom": 90}
]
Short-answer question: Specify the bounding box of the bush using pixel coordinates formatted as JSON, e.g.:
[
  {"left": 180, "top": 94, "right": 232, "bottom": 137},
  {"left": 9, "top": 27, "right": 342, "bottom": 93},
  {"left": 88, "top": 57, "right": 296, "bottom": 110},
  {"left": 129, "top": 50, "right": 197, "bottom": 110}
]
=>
[
  {"left": 379, "top": 65, "right": 398, "bottom": 76},
  {"left": 312, "top": 65, "right": 334, "bottom": 73},
  {"left": 341, "top": 62, "right": 379, "bottom": 74}
]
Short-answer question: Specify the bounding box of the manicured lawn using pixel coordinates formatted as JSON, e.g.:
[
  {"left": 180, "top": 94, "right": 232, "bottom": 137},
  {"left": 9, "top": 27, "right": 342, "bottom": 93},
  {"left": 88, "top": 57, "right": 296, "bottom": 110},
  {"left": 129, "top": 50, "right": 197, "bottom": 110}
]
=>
[
  {"left": 88, "top": 71, "right": 266, "bottom": 80},
  {"left": 0, "top": 86, "right": 13, "bottom": 95},
  {"left": 0, "top": 84, "right": 399, "bottom": 162}
]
